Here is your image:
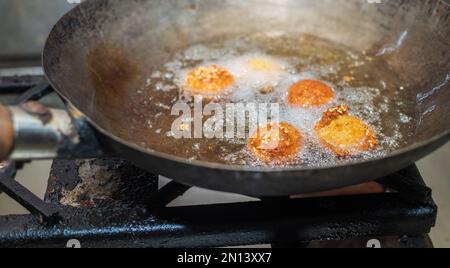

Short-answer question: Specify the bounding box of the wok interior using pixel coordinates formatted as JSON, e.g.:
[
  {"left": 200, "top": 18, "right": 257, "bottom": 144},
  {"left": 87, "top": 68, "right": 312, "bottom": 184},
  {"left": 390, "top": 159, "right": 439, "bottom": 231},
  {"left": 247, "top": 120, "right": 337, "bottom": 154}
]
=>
[{"left": 44, "top": 0, "right": 450, "bottom": 167}]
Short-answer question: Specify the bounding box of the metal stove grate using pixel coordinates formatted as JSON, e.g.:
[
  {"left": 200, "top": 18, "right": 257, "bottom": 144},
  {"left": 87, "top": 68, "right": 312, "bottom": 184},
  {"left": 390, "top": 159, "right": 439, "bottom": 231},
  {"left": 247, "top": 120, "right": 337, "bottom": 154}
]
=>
[{"left": 0, "top": 75, "right": 438, "bottom": 248}]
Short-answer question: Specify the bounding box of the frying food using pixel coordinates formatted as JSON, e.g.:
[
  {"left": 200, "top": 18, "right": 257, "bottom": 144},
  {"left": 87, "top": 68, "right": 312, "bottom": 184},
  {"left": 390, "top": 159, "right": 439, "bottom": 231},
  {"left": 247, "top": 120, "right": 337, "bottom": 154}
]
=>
[
  {"left": 287, "top": 80, "right": 335, "bottom": 108},
  {"left": 248, "top": 122, "right": 302, "bottom": 164},
  {"left": 186, "top": 65, "right": 235, "bottom": 94},
  {"left": 247, "top": 58, "right": 281, "bottom": 72},
  {"left": 315, "top": 105, "right": 378, "bottom": 157}
]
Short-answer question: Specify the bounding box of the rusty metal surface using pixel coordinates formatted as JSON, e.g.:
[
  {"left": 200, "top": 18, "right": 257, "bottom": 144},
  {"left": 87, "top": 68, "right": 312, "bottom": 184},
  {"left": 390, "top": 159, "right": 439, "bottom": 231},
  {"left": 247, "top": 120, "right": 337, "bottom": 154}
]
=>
[
  {"left": 46, "top": 159, "right": 159, "bottom": 208},
  {"left": 0, "top": 161, "right": 438, "bottom": 248}
]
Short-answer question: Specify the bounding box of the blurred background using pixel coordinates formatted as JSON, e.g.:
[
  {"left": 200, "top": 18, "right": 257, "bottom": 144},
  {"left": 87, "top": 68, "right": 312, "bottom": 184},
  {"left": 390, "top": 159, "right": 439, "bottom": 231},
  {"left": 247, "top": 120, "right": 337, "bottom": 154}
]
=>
[
  {"left": 0, "top": 0, "right": 449, "bottom": 247},
  {"left": 0, "top": 0, "right": 74, "bottom": 60}
]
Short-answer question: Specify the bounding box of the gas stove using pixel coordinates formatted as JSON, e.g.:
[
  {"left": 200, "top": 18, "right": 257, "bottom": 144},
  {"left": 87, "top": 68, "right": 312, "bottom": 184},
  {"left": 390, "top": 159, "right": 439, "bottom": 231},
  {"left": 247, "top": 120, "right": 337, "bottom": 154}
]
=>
[{"left": 0, "top": 68, "right": 437, "bottom": 248}]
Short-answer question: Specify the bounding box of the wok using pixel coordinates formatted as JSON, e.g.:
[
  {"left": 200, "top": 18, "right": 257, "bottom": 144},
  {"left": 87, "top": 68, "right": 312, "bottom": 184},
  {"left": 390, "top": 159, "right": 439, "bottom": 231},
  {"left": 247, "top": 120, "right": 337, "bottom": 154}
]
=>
[{"left": 0, "top": 0, "right": 449, "bottom": 197}]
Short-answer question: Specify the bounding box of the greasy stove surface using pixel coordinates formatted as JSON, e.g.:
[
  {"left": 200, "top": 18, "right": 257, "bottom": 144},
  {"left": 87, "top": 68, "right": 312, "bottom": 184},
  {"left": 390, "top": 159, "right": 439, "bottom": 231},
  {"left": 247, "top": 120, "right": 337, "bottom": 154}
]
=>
[{"left": 0, "top": 159, "right": 437, "bottom": 248}]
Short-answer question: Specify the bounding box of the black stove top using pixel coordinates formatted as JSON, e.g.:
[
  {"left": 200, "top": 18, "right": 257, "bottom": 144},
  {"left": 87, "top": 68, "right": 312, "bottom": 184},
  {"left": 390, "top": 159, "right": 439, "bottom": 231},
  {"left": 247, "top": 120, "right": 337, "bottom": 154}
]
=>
[{"left": 0, "top": 71, "right": 438, "bottom": 248}]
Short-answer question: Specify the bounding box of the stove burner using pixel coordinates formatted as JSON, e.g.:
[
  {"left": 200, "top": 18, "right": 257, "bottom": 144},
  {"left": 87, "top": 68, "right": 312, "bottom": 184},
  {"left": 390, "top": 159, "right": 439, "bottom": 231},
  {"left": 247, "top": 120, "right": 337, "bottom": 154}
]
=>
[
  {"left": 0, "top": 73, "right": 438, "bottom": 248},
  {"left": 0, "top": 159, "right": 438, "bottom": 248}
]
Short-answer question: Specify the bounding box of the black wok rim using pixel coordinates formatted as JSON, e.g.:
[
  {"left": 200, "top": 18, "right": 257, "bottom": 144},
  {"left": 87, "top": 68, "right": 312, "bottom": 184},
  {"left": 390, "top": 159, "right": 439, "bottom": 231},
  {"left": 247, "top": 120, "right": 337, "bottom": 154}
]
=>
[{"left": 42, "top": 0, "right": 450, "bottom": 174}]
